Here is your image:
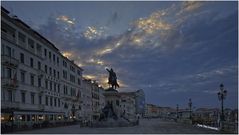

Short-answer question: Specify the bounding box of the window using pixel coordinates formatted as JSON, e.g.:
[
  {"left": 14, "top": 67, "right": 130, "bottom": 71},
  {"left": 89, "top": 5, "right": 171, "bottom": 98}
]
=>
[
  {"left": 6, "top": 46, "right": 11, "bottom": 57},
  {"left": 6, "top": 68, "right": 12, "bottom": 78},
  {"left": 36, "top": 44, "right": 42, "bottom": 54},
  {"left": 21, "top": 92, "right": 25, "bottom": 103},
  {"left": 50, "top": 97, "right": 53, "bottom": 106},
  {"left": 57, "top": 71, "right": 59, "bottom": 79},
  {"left": 20, "top": 71, "right": 25, "bottom": 83},
  {"left": 45, "top": 65, "right": 47, "bottom": 73},
  {"left": 44, "top": 48, "right": 47, "bottom": 57},
  {"left": 57, "top": 57, "right": 59, "bottom": 64},
  {"left": 54, "top": 83, "right": 56, "bottom": 92},
  {"left": 27, "top": 115, "right": 30, "bottom": 121},
  {"left": 63, "top": 60, "right": 67, "bottom": 68},
  {"left": 30, "top": 74, "right": 35, "bottom": 86},
  {"left": 49, "top": 67, "right": 52, "bottom": 75},
  {"left": 70, "top": 74, "right": 75, "bottom": 83},
  {"left": 21, "top": 115, "right": 26, "bottom": 122},
  {"left": 45, "top": 96, "right": 48, "bottom": 106},
  {"left": 63, "top": 85, "right": 68, "bottom": 95},
  {"left": 53, "top": 54, "right": 55, "bottom": 62},
  {"left": 8, "top": 90, "right": 13, "bottom": 102},
  {"left": 28, "top": 39, "right": 34, "bottom": 49},
  {"left": 53, "top": 69, "right": 56, "bottom": 78},
  {"left": 38, "top": 61, "right": 41, "bottom": 70},
  {"left": 38, "top": 77, "right": 41, "bottom": 87},
  {"left": 39, "top": 95, "right": 42, "bottom": 104},
  {"left": 30, "top": 57, "right": 34, "bottom": 68},
  {"left": 58, "top": 84, "right": 60, "bottom": 93},
  {"left": 54, "top": 98, "right": 57, "bottom": 107},
  {"left": 70, "top": 88, "right": 76, "bottom": 96},
  {"left": 63, "top": 70, "right": 67, "bottom": 79},
  {"left": 45, "top": 80, "right": 48, "bottom": 89},
  {"left": 49, "top": 51, "right": 51, "bottom": 60},
  {"left": 50, "top": 81, "right": 52, "bottom": 91},
  {"left": 58, "top": 99, "right": 60, "bottom": 107},
  {"left": 18, "top": 32, "right": 26, "bottom": 43},
  {"left": 78, "top": 78, "right": 81, "bottom": 85},
  {"left": 70, "top": 66, "right": 75, "bottom": 72},
  {"left": 31, "top": 93, "right": 35, "bottom": 104},
  {"left": 20, "top": 53, "right": 24, "bottom": 63}
]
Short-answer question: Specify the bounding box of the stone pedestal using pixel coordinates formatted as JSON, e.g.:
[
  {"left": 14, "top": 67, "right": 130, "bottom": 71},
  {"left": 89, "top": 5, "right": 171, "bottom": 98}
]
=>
[
  {"left": 92, "top": 88, "right": 137, "bottom": 127},
  {"left": 103, "top": 88, "right": 122, "bottom": 118}
]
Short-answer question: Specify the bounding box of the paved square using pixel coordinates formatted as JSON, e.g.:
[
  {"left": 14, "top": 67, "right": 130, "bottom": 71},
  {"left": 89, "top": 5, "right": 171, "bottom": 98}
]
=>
[{"left": 13, "top": 118, "right": 219, "bottom": 134}]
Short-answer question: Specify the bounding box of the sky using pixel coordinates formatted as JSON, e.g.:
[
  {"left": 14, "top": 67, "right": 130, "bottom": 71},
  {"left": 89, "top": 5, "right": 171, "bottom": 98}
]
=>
[{"left": 2, "top": 1, "right": 238, "bottom": 109}]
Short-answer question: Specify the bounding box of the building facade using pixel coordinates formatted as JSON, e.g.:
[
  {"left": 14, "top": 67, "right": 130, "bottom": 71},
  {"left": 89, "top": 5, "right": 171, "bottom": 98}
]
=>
[
  {"left": 144, "top": 104, "right": 159, "bottom": 118},
  {"left": 134, "top": 89, "right": 145, "bottom": 116},
  {"left": 81, "top": 79, "right": 93, "bottom": 122},
  {"left": 119, "top": 92, "right": 136, "bottom": 119},
  {"left": 1, "top": 7, "right": 83, "bottom": 127}
]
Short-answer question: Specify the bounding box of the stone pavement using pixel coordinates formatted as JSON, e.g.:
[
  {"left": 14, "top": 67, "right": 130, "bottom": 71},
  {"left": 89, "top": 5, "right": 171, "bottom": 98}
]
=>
[{"left": 12, "top": 118, "right": 219, "bottom": 134}]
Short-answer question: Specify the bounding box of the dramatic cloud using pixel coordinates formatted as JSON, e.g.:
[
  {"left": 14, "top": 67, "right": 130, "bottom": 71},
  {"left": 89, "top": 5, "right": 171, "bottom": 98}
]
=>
[{"left": 6, "top": 1, "right": 237, "bottom": 108}]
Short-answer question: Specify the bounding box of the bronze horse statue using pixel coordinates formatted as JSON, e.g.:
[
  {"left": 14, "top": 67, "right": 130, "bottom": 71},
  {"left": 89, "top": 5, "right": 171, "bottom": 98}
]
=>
[{"left": 106, "top": 68, "right": 119, "bottom": 89}]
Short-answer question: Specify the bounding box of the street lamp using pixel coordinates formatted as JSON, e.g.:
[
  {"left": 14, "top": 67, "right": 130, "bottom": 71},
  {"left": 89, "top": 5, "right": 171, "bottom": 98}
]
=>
[
  {"left": 217, "top": 83, "right": 227, "bottom": 121},
  {"left": 188, "top": 98, "right": 192, "bottom": 119},
  {"left": 176, "top": 104, "right": 179, "bottom": 119}
]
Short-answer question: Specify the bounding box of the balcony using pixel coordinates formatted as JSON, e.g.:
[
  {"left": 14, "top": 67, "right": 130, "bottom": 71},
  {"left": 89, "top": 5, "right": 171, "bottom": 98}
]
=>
[
  {"left": 38, "top": 104, "right": 45, "bottom": 110},
  {"left": 38, "top": 87, "right": 45, "bottom": 93},
  {"left": 18, "top": 40, "right": 27, "bottom": 48},
  {"left": 1, "top": 101, "right": 20, "bottom": 109},
  {"left": 1, "top": 78, "right": 19, "bottom": 88},
  {"left": 1, "top": 55, "right": 19, "bottom": 68},
  {"left": 1, "top": 31, "right": 16, "bottom": 43},
  {"left": 72, "top": 96, "right": 79, "bottom": 101},
  {"left": 62, "top": 95, "right": 74, "bottom": 101},
  {"left": 37, "top": 70, "right": 45, "bottom": 77}
]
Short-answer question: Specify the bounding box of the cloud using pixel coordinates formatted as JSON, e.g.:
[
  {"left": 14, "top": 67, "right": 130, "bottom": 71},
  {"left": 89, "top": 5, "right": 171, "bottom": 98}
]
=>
[
  {"left": 83, "top": 26, "right": 107, "bottom": 40},
  {"left": 180, "top": 1, "right": 203, "bottom": 14},
  {"left": 35, "top": 2, "right": 237, "bottom": 108},
  {"left": 56, "top": 15, "right": 75, "bottom": 25}
]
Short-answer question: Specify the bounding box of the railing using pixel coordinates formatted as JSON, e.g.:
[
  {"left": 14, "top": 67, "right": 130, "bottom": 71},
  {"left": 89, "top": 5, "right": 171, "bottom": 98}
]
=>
[
  {"left": 62, "top": 95, "right": 73, "bottom": 100},
  {"left": 18, "top": 40, "right": 26, "bottom": 48},
  {"left": 38, "top": 104, "right": 45, "bottom": 110},
  {"left": 1, "top": 55, "right": 19, "bottom": 68},
  {"left": 1, "top": 78, "right": 19, "bottom": 88},
  {"left": 1, "top": 101, "right": 20, "bottom": 108},
  {"left": 1, "top": 31, "right": 16, "bottom": 43},
  {"left": 37, "top": 70, "right": 45, "bottom": 77},
  {"left": 72, "top": 96, "right": 79, "bottom": 101},
  {"left": 38, "top": 87, "right": 45, "bottom": 93}
]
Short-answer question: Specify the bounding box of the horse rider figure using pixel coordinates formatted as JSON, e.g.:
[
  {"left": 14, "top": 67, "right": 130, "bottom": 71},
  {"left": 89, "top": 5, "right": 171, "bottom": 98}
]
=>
[{"left": 106, "top": 68, "right": 119, "bottom": 89}]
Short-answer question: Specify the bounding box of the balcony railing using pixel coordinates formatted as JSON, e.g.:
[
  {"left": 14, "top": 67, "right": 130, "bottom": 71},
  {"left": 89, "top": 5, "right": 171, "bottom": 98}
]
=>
[
  {"left": 38, "top": 87, "right": 45, "bottom": 93},
  {"left": 1, "top": 101, "right": 20, "bottom": 109},
  {"left": 1, "top": 32, "right": 16, "bottom": 43},
  {"left": 62, "top": 95, "right": 72, "bottom": 100},
  {"left": 38, "top": 104, "right": 45, "bottom": 110},
  {"left": 18, "top": 40, "right": 27, "bottom": 48},
  {"left": 1, "top": 55, "right": 19, "bottom": 68},
  {"left": 1, "top": 78, "right": 19, "bottom": 88},
  {"left": 37, "top": 70, "right": 45, "bottom": 77}
]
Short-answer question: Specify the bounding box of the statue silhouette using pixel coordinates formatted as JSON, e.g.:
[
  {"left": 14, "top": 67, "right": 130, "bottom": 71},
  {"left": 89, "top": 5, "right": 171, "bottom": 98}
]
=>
[{"left": 106, "top": 68, "right": 119, "bottom": 89}]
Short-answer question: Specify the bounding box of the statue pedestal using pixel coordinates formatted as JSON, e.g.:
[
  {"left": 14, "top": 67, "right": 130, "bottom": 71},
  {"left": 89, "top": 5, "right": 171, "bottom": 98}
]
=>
[
  {"left": 103, "top": 88, "right": 121, "bottom": 118},
  {"left": 92, "top": 88, "right": 137, "bottom": 127}
]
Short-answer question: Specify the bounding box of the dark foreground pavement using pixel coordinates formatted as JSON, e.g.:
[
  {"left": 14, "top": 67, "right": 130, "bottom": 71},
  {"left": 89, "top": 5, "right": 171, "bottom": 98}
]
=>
[{"left": 12, "top": 118, "right": 219, "bottom": 134}]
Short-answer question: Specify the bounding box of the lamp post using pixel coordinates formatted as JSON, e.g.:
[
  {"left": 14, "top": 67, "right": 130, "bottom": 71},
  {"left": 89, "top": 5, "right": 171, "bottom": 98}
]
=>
[
  {"left": 188, "top": 98, "right": 192, "bottom": 119},
  {"left": 217, "top": 83, "right": 227, "bottom": 121},
  {"left": 176, "top": 104, "right": 179, "bottom": 119}
]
